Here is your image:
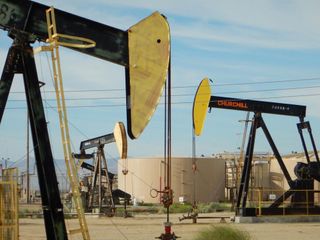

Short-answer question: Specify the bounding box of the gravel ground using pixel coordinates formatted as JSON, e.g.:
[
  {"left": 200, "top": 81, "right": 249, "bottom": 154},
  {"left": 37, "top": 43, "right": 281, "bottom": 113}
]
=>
[{"left": 19, "top": 212, "right": 320, "bottom": 240}]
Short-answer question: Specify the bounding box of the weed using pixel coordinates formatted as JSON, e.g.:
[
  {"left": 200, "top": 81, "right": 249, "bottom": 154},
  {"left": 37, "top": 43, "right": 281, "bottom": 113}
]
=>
[{"left": 194, "top": 225, "right": 251, "bottom": 240}]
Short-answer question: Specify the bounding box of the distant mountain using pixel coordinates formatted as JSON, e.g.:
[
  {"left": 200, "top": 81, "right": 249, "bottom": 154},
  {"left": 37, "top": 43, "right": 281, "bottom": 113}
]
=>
[{"left": 2, "top": 156, "right": 118, "bottom": 192}]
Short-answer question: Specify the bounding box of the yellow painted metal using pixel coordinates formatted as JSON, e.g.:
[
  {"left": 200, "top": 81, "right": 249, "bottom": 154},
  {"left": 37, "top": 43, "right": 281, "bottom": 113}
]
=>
[
  {"left": 46, "top": 8, "right": 96, "bottom": 49},
  {"left": 0, "top": 168, "right": 18, "bottom": 240},
  {"left": 127, "top": 11, "right": 170, "bottom": 139},
  {"left": 38, "top": 7, "right": 91, "bottom": 240},
  {"left": 246, "top": 188, "right": 320, "bottom": 217},
  {"left": 192, "top": 78, "right": 211, "bottom": 136},
  {"left": 114, "top": 122, "right": 128, "bottom": 159}
]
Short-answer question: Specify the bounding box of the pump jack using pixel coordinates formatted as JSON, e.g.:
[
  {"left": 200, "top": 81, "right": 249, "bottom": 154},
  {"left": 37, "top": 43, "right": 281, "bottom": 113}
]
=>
[
  {"left": 194, "top": 77, "right": 320, "bottom": 217},
  {"left": 209, "top": 95, "right": 320, "bottom": 216},
  {"left": 188, "top": 78, "right": 320, "bottom": 219},
  {"left": 0, "top": 0, "right": 170, "bottom": 239},
  {"left": 73, "top": 122, "right": 130, "bottom": 216}
]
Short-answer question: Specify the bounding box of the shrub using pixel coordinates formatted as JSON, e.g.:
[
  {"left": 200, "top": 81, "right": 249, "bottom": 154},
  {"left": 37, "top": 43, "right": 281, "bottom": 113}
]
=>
[
  {"left": 194, "top": 225, "right": 251, "bottom": 240},
  {"left": 169, "top": 203, "right": 193, "bottom": 213},
  {"left": 197, "top": 202, "right": 231, "bottom": 213}
]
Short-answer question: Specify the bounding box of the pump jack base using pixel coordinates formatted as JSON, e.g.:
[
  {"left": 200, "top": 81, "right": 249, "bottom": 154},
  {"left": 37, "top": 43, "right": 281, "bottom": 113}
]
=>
[
  {"left": 156, "top": 232, "right": 178, "bottom": 240},
  {"left": 235, "top": 215, "right": 320, "bottom": 223},
  {"left": 156, "top": 222, "right": 179, "bottom": 240}
]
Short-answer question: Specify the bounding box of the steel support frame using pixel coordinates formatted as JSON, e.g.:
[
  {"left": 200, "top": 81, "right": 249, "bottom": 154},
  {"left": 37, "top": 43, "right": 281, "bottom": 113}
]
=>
[
  {"left": 0, "top": 40, "right": 68, "bottom": 239},
  {"left": 236, "top": 112, "right": 297, "bottom": 215},
  {"left": 270, "top": 120, "right": 320, "bottom": 209},
  {"left": 297, "top": 121, "right": 320, "bottom": 164},
  {"left": 88, "top": 146, "right": 114, "bottom": 214}
]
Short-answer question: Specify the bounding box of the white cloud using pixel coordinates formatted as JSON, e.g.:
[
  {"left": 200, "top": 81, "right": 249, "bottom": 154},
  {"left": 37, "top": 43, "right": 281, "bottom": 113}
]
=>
[
  {"left": 101, "top": 0, "right": 320, "bottom": 35},
  {"left": 2, "top": 0, "right": 320, "bottom": 160},
  {"left": 34, "top": 0, "right": 320, "bottom": 49},
  {"left": 173, "top": 19, "right": 320, "bottom": 50}
]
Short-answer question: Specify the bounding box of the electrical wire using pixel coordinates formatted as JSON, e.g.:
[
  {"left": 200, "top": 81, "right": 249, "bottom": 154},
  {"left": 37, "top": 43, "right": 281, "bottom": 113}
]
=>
[
  {"left": 213, "top": 77, "right": 320, "bottom": 87},
  {"left": 6, "top": 76, "right": 320, "bottom": 94},
  {"left": 217, "top": 85, "right": 320, "bottom": 95},
  {"left": 3, "top": 91, "right": 320, "bottom": 110},
  {"left": 5, "top": 84, "right": 320, "bottom": 103},
  {"left": 8, "top": 146, "right": 37, "bottom": 168}
]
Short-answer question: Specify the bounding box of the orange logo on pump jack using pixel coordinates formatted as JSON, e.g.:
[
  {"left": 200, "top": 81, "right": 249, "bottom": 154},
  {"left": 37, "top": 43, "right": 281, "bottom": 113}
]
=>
[{"left": 217, "top": 100, "right": 248, "bottom": 109}]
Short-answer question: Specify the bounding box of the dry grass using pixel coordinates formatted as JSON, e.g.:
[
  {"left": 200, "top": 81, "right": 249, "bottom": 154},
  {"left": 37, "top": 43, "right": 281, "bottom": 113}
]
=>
[{"left": 194, "top": 225, "right": 251, "bottom": 240}]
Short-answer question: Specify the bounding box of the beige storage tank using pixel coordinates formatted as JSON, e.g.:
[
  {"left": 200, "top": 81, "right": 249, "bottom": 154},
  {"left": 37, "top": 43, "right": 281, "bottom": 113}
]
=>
[
  {"left": 269, "top": 153, "right": 320, "bottom": 195},
  {"left": 117, "top": 157, "right": 226, "bottom": 204},
  {"left": 270, "top": 153, "right": 307, "bottom": 191},
  {"left": 251, "top": 159, "right": 270, "bottom": 201}
]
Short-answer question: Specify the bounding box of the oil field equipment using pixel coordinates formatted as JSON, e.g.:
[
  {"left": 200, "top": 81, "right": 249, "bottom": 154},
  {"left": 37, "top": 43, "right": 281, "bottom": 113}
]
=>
[
  {"left": 0, "top": 0, "right": 170, "bottom": 239},
  {"left": 196, "top": 77, "right": 320, "bottom": 217},
  {"left": 73, "top": 122, "right": 130, "bottom": 216},
  {"left": 35, "top": 7, "right": 96, "bottom": 239},
  {"left": 179, "top": 78, "right": 211, "bottom": 223},
  {"left": 0, "top": 168, "right": 18, "bottom": 240}
]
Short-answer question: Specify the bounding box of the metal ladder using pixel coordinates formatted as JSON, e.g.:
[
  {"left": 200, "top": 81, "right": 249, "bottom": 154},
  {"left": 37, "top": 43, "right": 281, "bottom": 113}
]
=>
[{"left": 34, "top": 7, "right": 96, "bottom": 240}]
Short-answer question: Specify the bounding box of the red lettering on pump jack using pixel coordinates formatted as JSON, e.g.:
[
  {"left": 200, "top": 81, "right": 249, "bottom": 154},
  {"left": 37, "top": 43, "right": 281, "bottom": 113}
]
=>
[{"left": 217, "top": 100, "right": 248, "bottom": 109}]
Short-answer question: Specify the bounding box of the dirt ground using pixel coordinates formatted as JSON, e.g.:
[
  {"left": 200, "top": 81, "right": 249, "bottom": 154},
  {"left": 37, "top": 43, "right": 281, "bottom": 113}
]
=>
[{"left": 19, "top": 212, "right": 320, "bottom": 240}]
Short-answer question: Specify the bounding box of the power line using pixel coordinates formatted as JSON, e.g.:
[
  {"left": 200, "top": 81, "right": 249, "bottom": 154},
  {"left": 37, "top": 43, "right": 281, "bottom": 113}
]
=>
[
  {"left": 6, "top": 76, "right": 320, "bottom": 94},
  {"left": 5, "top": 84, "right": 320, "bottom": 102},
  {"left": 212, "top": 77, "right": 320, "bottom": 87},
  {"left": 217, "top": 85, "right": 320, "bottom": 95},
  {"left": 8, "top": 96, "right": 126, "bottom": 102},
  {"left": 2, "top": 92, "right": 320, "bottom": 110}
]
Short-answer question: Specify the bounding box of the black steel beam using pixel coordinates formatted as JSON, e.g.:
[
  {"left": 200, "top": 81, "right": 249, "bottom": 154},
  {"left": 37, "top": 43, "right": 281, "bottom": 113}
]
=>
[
  {"left": 0, "top": 46, "right": 17, "bottom": 122},
  {"left": 297, "top": 121, "right": 320, "bottom": 164},
  {"left": 0, "top": 0, "right": 128, "bottom": 66},
  {"left": 79, "top": 133, "right": 114, "bottom": 151},
  {"left": 209, "top": 96, "right": 306, "bottom": 118},
  {"left": 80, "top": 161, "right": 115, "bottom": 180},
  {"left": 260, "top": 117, "right": 293, "bottom": 186},
  {"left": 269, "top": 189, "right": 294, "bottom": 208},
  {"left": 21, "top": 44, "right": 68, "bottom": 239},
  {"left": 297, "top": 122, "right": 311, "bottom": 163}
]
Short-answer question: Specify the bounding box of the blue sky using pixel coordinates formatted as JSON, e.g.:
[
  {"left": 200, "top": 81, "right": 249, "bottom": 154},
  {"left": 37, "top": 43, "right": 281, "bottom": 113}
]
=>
[{"left": 1, "top": 0, "right": 320, "bottom": 172}]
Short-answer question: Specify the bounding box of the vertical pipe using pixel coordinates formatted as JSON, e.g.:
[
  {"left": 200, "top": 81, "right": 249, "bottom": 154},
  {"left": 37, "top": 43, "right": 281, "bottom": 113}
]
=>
[
  {"left": 167, "top": 56, "right": 172, "bottom": 223},
  {"left": 192, "top": 128, "right": 196, "bottom": 207},
  {"left": 26, "top": 112, "right": 30, "bottom": 204},
  {"left": 98, "top": 151, "right": 102, "bottom": 212}
]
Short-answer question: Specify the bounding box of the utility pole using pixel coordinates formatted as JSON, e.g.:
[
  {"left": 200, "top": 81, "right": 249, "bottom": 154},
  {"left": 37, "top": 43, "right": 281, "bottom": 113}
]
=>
[
  {"left": 237, "top": 112, "right": 250, "bottom": 194},
  {"left": 239, "top": 113, "right": 250, "bottom": 168},
  {"left": 26, "top": 111, "right": 30, "bottom": 204}
]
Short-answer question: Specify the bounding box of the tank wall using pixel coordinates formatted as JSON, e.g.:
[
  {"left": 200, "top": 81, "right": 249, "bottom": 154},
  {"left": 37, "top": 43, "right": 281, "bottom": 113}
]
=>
[
  {"left": 269, "top": 155, "right": 308, "bottom": 191},
  {"left": 269, "top": 154, "right": 320, "bottom": 197},
  {"left": 118, "top": 157, "right": 226, "bottom": 204},
  {"left": 118, "top": 158, "right": 162, "bottom": 204}
]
